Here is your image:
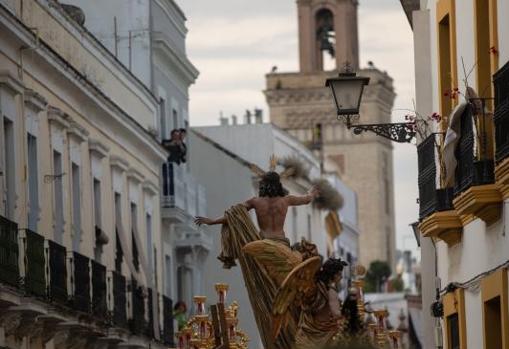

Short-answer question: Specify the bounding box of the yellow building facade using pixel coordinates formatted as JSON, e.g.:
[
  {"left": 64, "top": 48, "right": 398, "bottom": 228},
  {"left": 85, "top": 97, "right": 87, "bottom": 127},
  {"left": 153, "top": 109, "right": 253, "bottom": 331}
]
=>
[
  {"left": 0, "top": 1, "right": 174, "bottom": 348},
  {"left": 404, "top": 0, "right": 509, "bottom": 348}
]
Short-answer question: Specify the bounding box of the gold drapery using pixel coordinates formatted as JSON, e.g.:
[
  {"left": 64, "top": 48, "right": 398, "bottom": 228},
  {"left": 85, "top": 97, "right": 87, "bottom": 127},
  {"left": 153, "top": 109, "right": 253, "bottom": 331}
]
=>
[{"left": 218, "top": 205, "right": 297, "bottom": 349}]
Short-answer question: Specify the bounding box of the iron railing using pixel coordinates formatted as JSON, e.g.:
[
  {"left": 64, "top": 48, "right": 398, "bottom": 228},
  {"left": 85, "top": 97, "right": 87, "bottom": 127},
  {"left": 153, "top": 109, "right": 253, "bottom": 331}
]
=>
[
  {"left": 112, "top": 271, "right": 127, "bottom": 328},
  {"left": 71, "top": 252, "right": 90, "bottom": 312},
  {"left": 92, "top": 260, "right": 107, "bottom": 318},
  {"left": 24, "top": 229, "right": 46, "bottom": 296},
  {"left": 146, "top": 288, "right": 154, "bottom": 338},
  {"left": 129, "top": 280, "right": 146, "bottom": 335},
  {"left": 494, "top": 61, "right": 509, "bottom": 162},
  {"left": 48, "top": 240, "right": 68, "bottom": 304},
  {"left": 454, "top": 101, "right": 495, "bottom": 196},
  {"left": 417, "top": 133, "right": 453, "bottom": 220},
  {"left": 162, "top": 295, "right": 175, "bottom": 346},
  {"left": 0, "top": 215, "right": 19, "bottom": 287}
]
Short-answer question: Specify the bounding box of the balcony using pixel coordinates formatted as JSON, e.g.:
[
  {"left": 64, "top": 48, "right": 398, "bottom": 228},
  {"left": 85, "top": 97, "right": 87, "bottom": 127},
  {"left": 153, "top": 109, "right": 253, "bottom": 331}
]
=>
[
  {"left": 70, "top": 252, "right": 91, "bottom": 313},
  {"left": 111, "top": 270, "right": 127, "bottom": 328},
  {"left": 129, "top": 280, "right": 146, "bottom": 335},
  {"left": 162, "top": 162, "right": 207, "bottom": 223},
  {"left": 452, "top": 101, "right": 502, "bottom": 226},
  {"left": 162, "top": 295, "right": 175, "bottom": 346},
  {"left": 418, "top": 133, "right": 454, "bottom": 219},
  {"left": 0, "top": 215, "right": 19, "bottom": 287},
  {"left": 417, "top": 134, "right": 462, "bottom": 246},
  {"left": 23, "top": 229, "right": 46, "bottom": 297},
  {"left": 48, "top": 240, "right": 68, "bottom": 305},
  {"left": 91, "top": 260, "right": 107, "bottom": 319},
  {"left": 494, "top": 61, "right": 509, "bottom": 197}
]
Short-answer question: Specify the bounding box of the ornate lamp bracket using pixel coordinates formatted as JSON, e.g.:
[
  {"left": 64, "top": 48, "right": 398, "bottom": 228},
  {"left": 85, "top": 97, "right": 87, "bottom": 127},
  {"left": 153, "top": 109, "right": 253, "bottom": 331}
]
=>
[{"left": 351, "top": 122, "right": 416, "bottom": 143}]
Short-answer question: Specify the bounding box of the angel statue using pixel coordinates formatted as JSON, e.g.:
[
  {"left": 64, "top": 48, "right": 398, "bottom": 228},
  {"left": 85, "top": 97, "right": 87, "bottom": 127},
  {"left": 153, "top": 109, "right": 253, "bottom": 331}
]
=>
[
  {"left": 272, "top": 257, "right": 348, "bottom": 349},
  {"left": 194, "top": 156, "right": 320, "bottom": 349}
]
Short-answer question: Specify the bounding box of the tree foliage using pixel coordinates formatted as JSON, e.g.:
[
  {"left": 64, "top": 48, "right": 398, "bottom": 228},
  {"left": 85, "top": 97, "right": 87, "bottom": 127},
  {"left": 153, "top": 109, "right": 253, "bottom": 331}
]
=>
[{"left": 364, "top": 260, "right": 392, "bottom": 293}]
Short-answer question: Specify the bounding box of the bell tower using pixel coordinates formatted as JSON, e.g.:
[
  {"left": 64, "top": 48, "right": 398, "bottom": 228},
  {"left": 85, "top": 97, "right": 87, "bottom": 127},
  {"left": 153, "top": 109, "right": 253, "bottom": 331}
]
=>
[
  {"left": 297, "top": 0, "right": 359, "bottom": 72},
  {"left": 264, "top": 0, "right": 397, "bottom": 270}
]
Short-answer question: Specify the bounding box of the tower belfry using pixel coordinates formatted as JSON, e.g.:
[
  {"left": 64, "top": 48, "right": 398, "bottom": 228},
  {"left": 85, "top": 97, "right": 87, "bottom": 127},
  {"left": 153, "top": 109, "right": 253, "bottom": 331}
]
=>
[
  {"left": 297, "top": 0, "right": 359, "bottom": 72},
  {"left": 264, "top": 0, "right": 397, "bottom": 269}
]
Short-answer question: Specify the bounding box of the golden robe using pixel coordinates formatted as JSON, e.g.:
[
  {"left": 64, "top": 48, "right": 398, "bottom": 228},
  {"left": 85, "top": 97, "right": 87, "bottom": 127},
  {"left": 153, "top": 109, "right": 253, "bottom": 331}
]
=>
[{"left": 218, "top": 205, "right": 298, "bottom": 349}]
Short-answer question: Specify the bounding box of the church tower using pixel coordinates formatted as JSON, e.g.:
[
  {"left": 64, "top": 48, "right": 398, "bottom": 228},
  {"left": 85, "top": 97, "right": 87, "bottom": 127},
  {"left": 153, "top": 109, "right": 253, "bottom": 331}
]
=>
[
  {"left": 297, "top": 0, "right": 359, "bottom": 72},
  {"left": 265, "top": 0, "right": 397, "bottom": 269}
]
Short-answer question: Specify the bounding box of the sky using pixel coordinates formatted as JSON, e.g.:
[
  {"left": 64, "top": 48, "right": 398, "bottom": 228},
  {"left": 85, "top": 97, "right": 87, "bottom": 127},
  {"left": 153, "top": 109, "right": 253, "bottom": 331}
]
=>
[{"left": 176, "top": 0, "right": 420, "bottom": 259}]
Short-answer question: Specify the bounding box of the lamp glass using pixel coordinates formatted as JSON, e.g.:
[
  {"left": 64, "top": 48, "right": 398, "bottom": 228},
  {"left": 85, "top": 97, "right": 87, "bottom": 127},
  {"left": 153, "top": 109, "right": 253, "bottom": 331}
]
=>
[{"left": 326, "top": 74, "right": 369, "bottom": 116}]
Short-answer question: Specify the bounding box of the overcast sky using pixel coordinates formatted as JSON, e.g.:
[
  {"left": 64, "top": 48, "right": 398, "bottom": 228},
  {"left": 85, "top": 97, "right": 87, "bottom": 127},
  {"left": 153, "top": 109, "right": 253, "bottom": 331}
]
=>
[{"left": 176, "top": 0, "right": 420, "bottom": 258}]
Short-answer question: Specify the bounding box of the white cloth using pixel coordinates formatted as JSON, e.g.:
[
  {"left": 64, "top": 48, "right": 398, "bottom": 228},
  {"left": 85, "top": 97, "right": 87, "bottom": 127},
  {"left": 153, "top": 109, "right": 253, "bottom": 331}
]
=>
[{"left": 443, "top": 102, "right": 468, "bottom": 187}]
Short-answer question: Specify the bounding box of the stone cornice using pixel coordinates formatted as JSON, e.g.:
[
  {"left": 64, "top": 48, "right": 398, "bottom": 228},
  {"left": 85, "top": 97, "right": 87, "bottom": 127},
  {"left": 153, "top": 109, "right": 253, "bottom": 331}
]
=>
[
  {"left": 24, "top": 89, "right": 48, "bottom": 112},
  {"left": 0, "top": 70, "right": 24, "bottom": 94},
  {"left": 110, "top": 155, "right": 129, "bottom": 173},
  {"left": 67, "top": 121, "right": 89, "bottom": 143},
  {"left": 88, "top": 138, "right": 110, "bottom": 158},
  {"left": 47, "top": 106, "right": 70, "bottom": 129},
  {"left": 127, "top": 168, "right": 145, "bottom": 184},
  {"left": 142, "top": 180, "right": 159, "bottom": 195}
]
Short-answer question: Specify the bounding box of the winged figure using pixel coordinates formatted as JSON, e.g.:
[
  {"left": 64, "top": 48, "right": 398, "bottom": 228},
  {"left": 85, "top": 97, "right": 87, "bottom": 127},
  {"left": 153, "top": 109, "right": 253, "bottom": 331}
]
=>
[{"left": 272, "top": 257, "right": 348, "bottom": 349}]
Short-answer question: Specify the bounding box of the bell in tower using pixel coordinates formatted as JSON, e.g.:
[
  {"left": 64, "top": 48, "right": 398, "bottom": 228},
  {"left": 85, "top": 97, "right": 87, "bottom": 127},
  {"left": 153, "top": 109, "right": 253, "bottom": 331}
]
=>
[{"left": 297, "top": 0, "right": 359, "bottom": 72}]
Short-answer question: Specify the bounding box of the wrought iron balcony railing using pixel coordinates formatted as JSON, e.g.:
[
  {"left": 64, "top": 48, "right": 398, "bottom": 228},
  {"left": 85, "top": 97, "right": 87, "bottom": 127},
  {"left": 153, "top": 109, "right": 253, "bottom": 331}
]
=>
[
  {"left": 162, "top": 295, "right": 175, "bottom": 346},
  {"left": 146, "top": 287, "right": 155, "bottom": 339},
  {"left": 23, "top": 229, "right": 46, "bottom": 297},
  {"left": 494, "top": 61, "right": 509, "bottom": 162},
  {"left": 454, "top": 101, "right": 495, "bottom": 196},
  {"left": 0, "top": 215, "right": 19, "bottom": 287},
  {"left": 111, "top": 270, "right": 128, "bottom": 328},
  {"left": 48, "top": 240, "right": 68, "bottom": 304},
  {"left": 71, "top": 252, "right": 91, "bottom": 313},
  {"left": 92, "top": 260, "right": 107, "bottom": 319},
  {"left": 417, "top": 133, "right": 454, "bottom": 220},
  {"left": 129, "top": 279, "right": 146, "bottom": 335},
  {"left": 162, "top": 162, "right": 207, "bottom": 217}
]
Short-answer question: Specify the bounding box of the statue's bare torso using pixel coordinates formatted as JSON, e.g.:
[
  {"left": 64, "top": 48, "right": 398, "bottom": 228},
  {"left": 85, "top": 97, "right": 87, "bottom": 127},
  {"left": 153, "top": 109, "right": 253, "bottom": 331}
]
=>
[{"left": 245, "top": 196, "right": 289, "bottom": 239}]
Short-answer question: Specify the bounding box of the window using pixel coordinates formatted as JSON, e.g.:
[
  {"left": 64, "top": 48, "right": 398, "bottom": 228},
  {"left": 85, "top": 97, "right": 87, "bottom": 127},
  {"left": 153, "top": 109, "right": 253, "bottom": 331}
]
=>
[
  {"left": 165, "top": 254, "right": 171, "bottom": 296},
  {"left": 53, "top": 150, "right": 64, "bottom": 243},
  {"left": 475, "top": 0, "right": 498, "bottom": 102},
  {"left": 27, "top": 134, "right": 39, "bottom": 231},
  {"left": 481, "top": 268, "right": 508, "bottom": 349},
  {"left": 160, "top": 98, "right": 167, "bottom": 140},
  {"left": 71, "top": 163, "right": 81, "bottom": 251},
  {"left": 437, "top": 0, "right": 457, "bottom": 119},
  {"left": 172, "top": 108, "right": 178, "bottom": 130},
  {"left": 3, "top": 118, "right": 15, "bottom": 219},
  {"left": 115, "top": 193, "right": 123, "bottom": 273},
  {"left": 443, "top": 288, "right": 466, "bottom": 349},
  {"left": 130, "top": 203, "right": 139, "bottom": 272},
  {"left": 93, "top": 178, "right": 102, "bottom": 262},
  {"left": 382, "top": 153, "right": 391, "bottom": 215},
  {"left": 146, "top": 213, "right": 153, "bottom": 275}
]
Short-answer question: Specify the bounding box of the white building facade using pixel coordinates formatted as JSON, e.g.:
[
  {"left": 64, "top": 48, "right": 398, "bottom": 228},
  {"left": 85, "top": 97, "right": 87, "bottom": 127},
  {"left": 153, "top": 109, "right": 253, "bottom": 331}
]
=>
[
  {"left": 0, "top": 0, "right": 174, "bottom": 348},
  {"left": 64, "top": 0, "right": 209, "bottom": 309}
]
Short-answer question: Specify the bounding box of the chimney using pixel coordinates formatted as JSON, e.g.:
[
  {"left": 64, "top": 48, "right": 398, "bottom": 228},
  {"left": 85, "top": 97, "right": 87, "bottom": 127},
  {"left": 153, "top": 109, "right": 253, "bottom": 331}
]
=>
[
  {"left": 254, "top": 108, "right": 263, "bottom": 124},
  {"left": 231, "top": 115, "right": 238, "bottom": 125},
  {"left": 244, "top": 109, "right": 252, "bottom": 124}
]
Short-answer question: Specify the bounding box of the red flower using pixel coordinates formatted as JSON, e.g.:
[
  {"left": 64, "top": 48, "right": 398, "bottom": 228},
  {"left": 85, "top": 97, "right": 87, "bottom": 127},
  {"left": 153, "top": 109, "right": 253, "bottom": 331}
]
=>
[{"left": 490, "top": 46, "right": 499, "bottom": 55}]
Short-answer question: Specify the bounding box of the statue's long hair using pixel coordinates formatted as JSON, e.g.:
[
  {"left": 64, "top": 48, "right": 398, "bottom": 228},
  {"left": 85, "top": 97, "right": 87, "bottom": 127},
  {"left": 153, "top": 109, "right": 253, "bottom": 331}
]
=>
[
  {"left": 315, "top": 258, "right": 347, "bottom": 284},
  {"left": 258, "top": 171, "right": 288, "bottom": 197}
]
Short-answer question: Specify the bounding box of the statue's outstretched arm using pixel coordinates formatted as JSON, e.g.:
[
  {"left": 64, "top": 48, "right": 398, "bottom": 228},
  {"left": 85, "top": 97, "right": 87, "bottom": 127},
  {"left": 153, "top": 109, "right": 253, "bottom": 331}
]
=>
[
  {"left": 286, "top": 186, "right": 319, "bottom": 206},
  {"left": 194, "top": 216, "right": 226, "bottom": 226},
  {"left": 194, "top": 197, "right": 255, "bottom": 226}
]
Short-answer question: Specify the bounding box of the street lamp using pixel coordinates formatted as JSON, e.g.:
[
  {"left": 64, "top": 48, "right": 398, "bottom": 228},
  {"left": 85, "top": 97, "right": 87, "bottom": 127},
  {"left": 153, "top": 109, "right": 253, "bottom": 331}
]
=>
[{"left": 326, "top": 71, "right": 416, "bottom": 143}]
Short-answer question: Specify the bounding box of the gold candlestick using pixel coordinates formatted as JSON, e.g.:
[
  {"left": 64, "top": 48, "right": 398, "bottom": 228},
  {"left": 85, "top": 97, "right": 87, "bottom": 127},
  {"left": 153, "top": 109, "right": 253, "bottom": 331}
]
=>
[
  {"left": 193, "top": 296, "right": 207, "bottom": 315},
  {"left": 215, "top": 283, "right": 229, "bottom": 304}
]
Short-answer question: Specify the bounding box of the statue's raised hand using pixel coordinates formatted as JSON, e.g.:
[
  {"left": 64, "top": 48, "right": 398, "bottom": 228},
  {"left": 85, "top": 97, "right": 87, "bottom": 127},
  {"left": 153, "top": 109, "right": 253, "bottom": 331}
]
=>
[{"left": 194, "top": 216, "right": 213, "bottom": 226}]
